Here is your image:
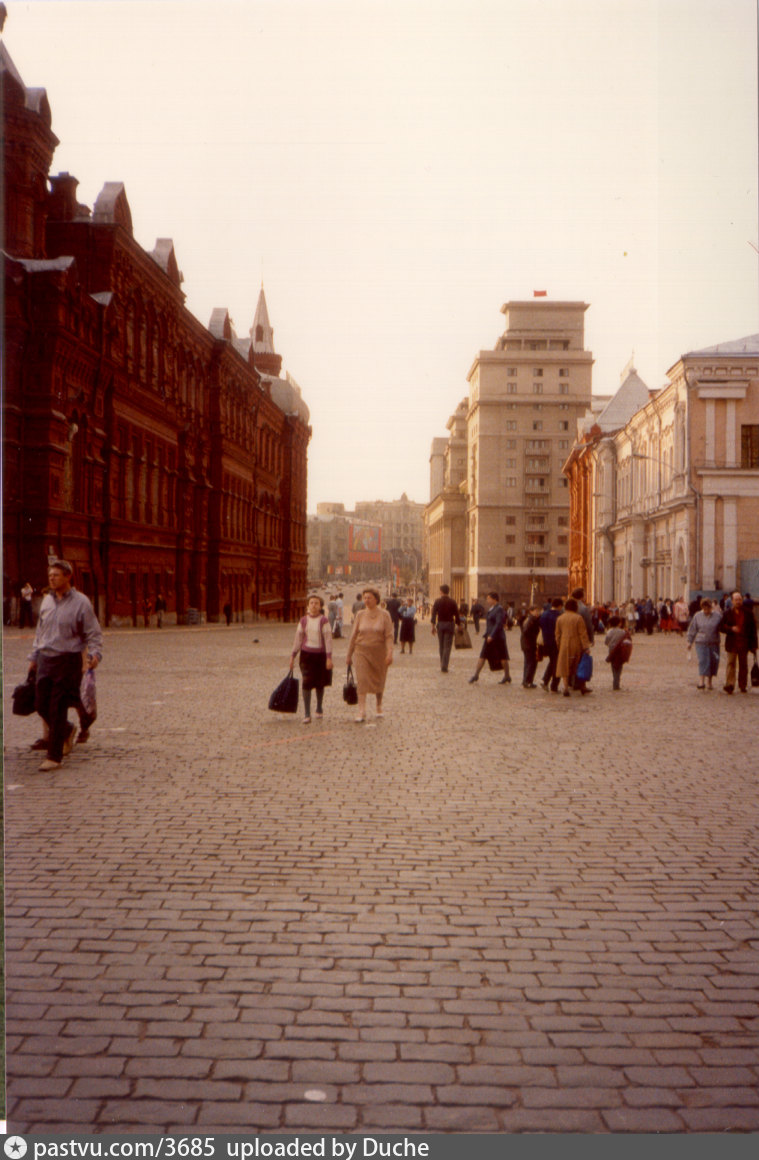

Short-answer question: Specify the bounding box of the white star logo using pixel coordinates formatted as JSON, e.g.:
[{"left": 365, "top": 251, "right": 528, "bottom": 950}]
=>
[{"left": 5, "top": 1139, "right": 27, "bottom": 1159}]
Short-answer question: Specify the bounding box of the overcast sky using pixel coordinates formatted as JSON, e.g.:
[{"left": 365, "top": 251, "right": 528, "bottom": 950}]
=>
[{"left": 5, "top": 0, "right": 758, "bottom": 510}]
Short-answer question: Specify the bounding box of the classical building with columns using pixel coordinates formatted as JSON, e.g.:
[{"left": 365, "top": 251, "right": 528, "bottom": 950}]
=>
[{"left": 564, "top": 336, "right": 759, "bottom": 604}]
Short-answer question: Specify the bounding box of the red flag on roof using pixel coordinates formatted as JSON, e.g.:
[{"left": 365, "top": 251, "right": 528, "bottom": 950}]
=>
[{"left": 533, "top": 290, "right": 547, "bottom": 297}]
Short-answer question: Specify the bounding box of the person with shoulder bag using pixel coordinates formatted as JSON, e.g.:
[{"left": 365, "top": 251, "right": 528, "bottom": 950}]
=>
[{"left": 289, "top": 594, "right": 333, "bottom": 723}]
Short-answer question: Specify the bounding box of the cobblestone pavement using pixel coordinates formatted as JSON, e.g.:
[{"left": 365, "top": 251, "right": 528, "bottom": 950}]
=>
[{"left": 3, "top": 618, "right": 758, "bottom": 1133}]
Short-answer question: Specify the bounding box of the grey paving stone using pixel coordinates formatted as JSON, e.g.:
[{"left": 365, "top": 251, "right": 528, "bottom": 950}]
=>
[{"left": 4, "top": 624, "right": 758, "bottom": 1133}]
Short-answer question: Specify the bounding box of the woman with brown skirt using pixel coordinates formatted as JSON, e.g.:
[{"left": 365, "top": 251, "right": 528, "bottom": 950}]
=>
[{"left": 346, "top": 587, "right": 394, "bottom": 722}]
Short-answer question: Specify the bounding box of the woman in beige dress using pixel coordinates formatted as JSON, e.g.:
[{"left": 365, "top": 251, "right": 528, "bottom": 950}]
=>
[
  {"left": 555, "top": 596, "right": 591, "bottom": 697},
  {"left": 345, "top": 587, "right": 394, "bottom": 722}
]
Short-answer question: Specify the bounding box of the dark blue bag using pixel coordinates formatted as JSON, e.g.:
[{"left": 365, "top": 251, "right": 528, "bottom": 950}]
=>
[
  {"left": 575, "top": 652, "right": 593, "bottom": 682},
  {"left": 268, "top": 672, "right": 299, "bottom": 714}
]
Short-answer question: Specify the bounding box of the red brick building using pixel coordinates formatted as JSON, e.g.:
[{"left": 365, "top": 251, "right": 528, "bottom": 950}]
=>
[{"left": 2, "top": 40, "right": 310, "bottom": 625}]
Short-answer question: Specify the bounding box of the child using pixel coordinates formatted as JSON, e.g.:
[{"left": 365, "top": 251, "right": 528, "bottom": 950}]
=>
[{"left": 605, "top": 615, "right": 632, "bottom": 691}]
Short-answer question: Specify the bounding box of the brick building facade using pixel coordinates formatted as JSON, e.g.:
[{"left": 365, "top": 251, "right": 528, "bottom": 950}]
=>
[{"left": 2, "top": 39, "right": 310, "bottom": 625}]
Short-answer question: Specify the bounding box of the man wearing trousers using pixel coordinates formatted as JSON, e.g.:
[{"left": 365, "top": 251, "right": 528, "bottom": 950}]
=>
[
  {"left": 430, "top": 584, "right": 461, "bottom": 672},
  {"left": 28, "top": 560, "right": 103, "bottom": 771}
]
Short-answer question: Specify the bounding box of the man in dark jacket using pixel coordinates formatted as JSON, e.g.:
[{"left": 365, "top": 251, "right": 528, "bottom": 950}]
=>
[
  {"left": 385, "top": 592, "right": 402, "bottom": 643},
  {"left": 539, "top": 597, "right": 564, "bottom": 692},
  {"left": 431, "top": 584, "right": 461, "bottom": 672},
  {"left": 720, "top": 590, "right": 758, "bottom": 693},
  {"left": 520, "top": 605, "right": 542, "bottom": 688}
]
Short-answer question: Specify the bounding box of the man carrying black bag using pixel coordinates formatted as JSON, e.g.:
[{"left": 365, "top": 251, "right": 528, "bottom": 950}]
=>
[{"left": 27, "top": 559, "right": 103, "bottom": 772}]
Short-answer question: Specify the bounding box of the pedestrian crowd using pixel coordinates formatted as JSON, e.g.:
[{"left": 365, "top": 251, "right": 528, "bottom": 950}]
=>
[{"left": 12, "top": 566, "right": 758, "bottom": 767}]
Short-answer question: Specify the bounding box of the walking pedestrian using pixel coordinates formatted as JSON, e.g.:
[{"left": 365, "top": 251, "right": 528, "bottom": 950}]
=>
[
  {"left": 686, "top": 597, "right": 723, "bottom": 690},
  {"left": 27, "top": 560, "right": 103, "bottom": 771},
  {"left": 155, "top": 592, "right": 166, "bottom": 628},
  {"left": 19, "top": 581, "right": 34, "bottom": 628},
  {"left": 399, "top": 597, "right": 417, "bottom": 654},
  {"left": 555, "top": 597, "right": 591, "bottom": 697},
  {"left": 351, "top": 592, "right": 364, "bottom": 621},
  {"left": 430, "top": 584, "right": 461, "bottom": 673},
  {"left": 719, "top": 591, "right": 758, "bottom": 694},
  {"left": 385, "top": 592, "right": 402, "bottom": 644},
  {"left": 604, "top": 615, "right": 632, "bottom": 691},
  {"left": 346, "top": 587, "right": 394, "bottom": 722},
  {"left": 468, "top": 592, "right": 510, "bottom": 685},
  {"left": 520, "top": 604, "right": 541, "bottom": 687},
  {"left": 289, "top": 594, "right": 333, "bottom": 723},
  {"left": 538, "top": 597, "right": 564, "bottom": 692},
  {"left": 571, "top": 587, "right": 595, "bottom": 693},
  {"left": 470, "top": 598, "right": 485, "bottom": 635},
  {"left": 673, "top": 596, "right": 689, "bottom": 634}
]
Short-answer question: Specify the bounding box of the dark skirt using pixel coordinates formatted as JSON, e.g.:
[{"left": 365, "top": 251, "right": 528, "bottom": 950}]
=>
[
  {"left": 299, "top": 651, "right": 331, "bottom": 691},
  {"left": 399, "top": 617, "right": 416, "bottom": 644},
  {"left": 480, "top": 635, "right": 508, "bottom": 669}
]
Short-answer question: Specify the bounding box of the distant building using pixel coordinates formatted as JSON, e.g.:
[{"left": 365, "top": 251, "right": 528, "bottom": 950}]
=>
[
  {"left": 564, "top": 339, "right": 759, "bottom": 604},
  {"left": 424, "top": 403, "right": 468, "bottom": 599},
  {"left": 563, "top": 360, "right": 650, "bottom": 600},
  {"left": 426, "top": 298, "right": 593, "bottom": 605},
  {"left": 354, "top": 494, "right": 425, "bottom": 580},
  {"left": 2, "top": 37, "right": 310, "bottom": 624},
  {"left": 307, "top": 495, "right": 424, "bottom": 586}
]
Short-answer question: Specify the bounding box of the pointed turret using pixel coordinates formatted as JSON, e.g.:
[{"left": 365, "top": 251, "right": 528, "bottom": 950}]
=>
[{"left": 250, "top": 285, "right": 282, "bottom": 377}]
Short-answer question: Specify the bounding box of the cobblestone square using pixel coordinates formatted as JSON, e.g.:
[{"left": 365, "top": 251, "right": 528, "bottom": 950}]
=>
[{"left": 3, "top": 620, "right": 758, "bottom": 1133}]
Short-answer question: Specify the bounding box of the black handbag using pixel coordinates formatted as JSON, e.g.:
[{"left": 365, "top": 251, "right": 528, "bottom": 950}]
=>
[
  {"left": 12, "top": 671, "right": 37, "bottom": 716},
  {"left": 268, "top": 672, "right": 299, "bottom": 714},
  {"left": 343, "top": 665, "right": 358, "bottom": 705},
  {"left": 751, "top": 659, "right": 759, "bottom": 688}
]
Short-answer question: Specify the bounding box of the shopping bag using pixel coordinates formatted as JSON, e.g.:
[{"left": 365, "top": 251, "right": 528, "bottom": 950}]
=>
[
  {"left": 268, "top": 672, "right": 299, "bottom": 713},
  {"left": 454, "top": 624, "right": 472, "bottom": 649},
  {"left": 343, "top": 665, "right": 358, "bottom": 705},
  {"left": 12, "top": 671, "right": 37, "bottom": 716},
  {"left": 80, "top": 668, "right": 97, "bottom": 718},
  {"left": 751, "top": 659, "right": 759, "bottom": 688},
  {"left": 575, "top": 652, "right": 593, "bottom": 683}
]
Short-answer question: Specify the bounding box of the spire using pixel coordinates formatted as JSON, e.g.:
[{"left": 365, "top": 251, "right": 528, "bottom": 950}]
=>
[
  {"left": 251, "top": 285, "right": 274, "bottom": 353},
  {"left": 250, "top": 285, "right": 282, "bottom": 377}
]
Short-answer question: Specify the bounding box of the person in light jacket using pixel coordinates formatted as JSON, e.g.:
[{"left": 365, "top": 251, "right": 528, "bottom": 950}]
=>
[
  {"left": 290, "top": 594, "right": 333, "bottom": 723},
  {"left": 686, "top": 598, "right": 723, "bottom": 690}
]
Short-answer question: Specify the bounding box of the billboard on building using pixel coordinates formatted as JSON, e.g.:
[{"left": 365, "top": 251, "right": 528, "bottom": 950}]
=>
[{"left": 348, "top": 523, "right": 382, "bottom": 563}]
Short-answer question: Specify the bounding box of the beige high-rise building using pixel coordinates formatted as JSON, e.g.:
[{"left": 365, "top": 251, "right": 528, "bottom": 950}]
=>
[{"left": 426, "top": 298, "right": 593, "bottom": 606}]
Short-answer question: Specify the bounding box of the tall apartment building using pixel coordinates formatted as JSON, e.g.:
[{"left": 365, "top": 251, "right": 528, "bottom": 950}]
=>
[{"left": 426, "top": 299, "right": 593, "bottom": 605}]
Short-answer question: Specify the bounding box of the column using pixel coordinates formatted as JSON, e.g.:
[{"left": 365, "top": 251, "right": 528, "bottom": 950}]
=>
[
  {"left": 701, "top": 495, "right": 716, "bottom": 590},
  {"left": 723, "top": 497, "right": 738, "bottom": 590}
]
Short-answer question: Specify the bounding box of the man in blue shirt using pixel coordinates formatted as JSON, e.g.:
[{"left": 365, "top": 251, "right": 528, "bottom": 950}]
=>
[{"left": 28, "top": 560, "right": 103, "bottom": 771}]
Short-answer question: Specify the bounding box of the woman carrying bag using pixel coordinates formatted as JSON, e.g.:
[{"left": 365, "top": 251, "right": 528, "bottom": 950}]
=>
[
  {"left": 345, "top": 587, "right": 393, "bottom": 723},
  {"left": 289, "top": 594, "right": 333, "bottom": 723}
]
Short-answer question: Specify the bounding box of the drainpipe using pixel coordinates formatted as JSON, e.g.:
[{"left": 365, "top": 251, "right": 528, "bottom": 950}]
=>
[{"left": 684, "top": 370, "right": 701, "bottom": 594}]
